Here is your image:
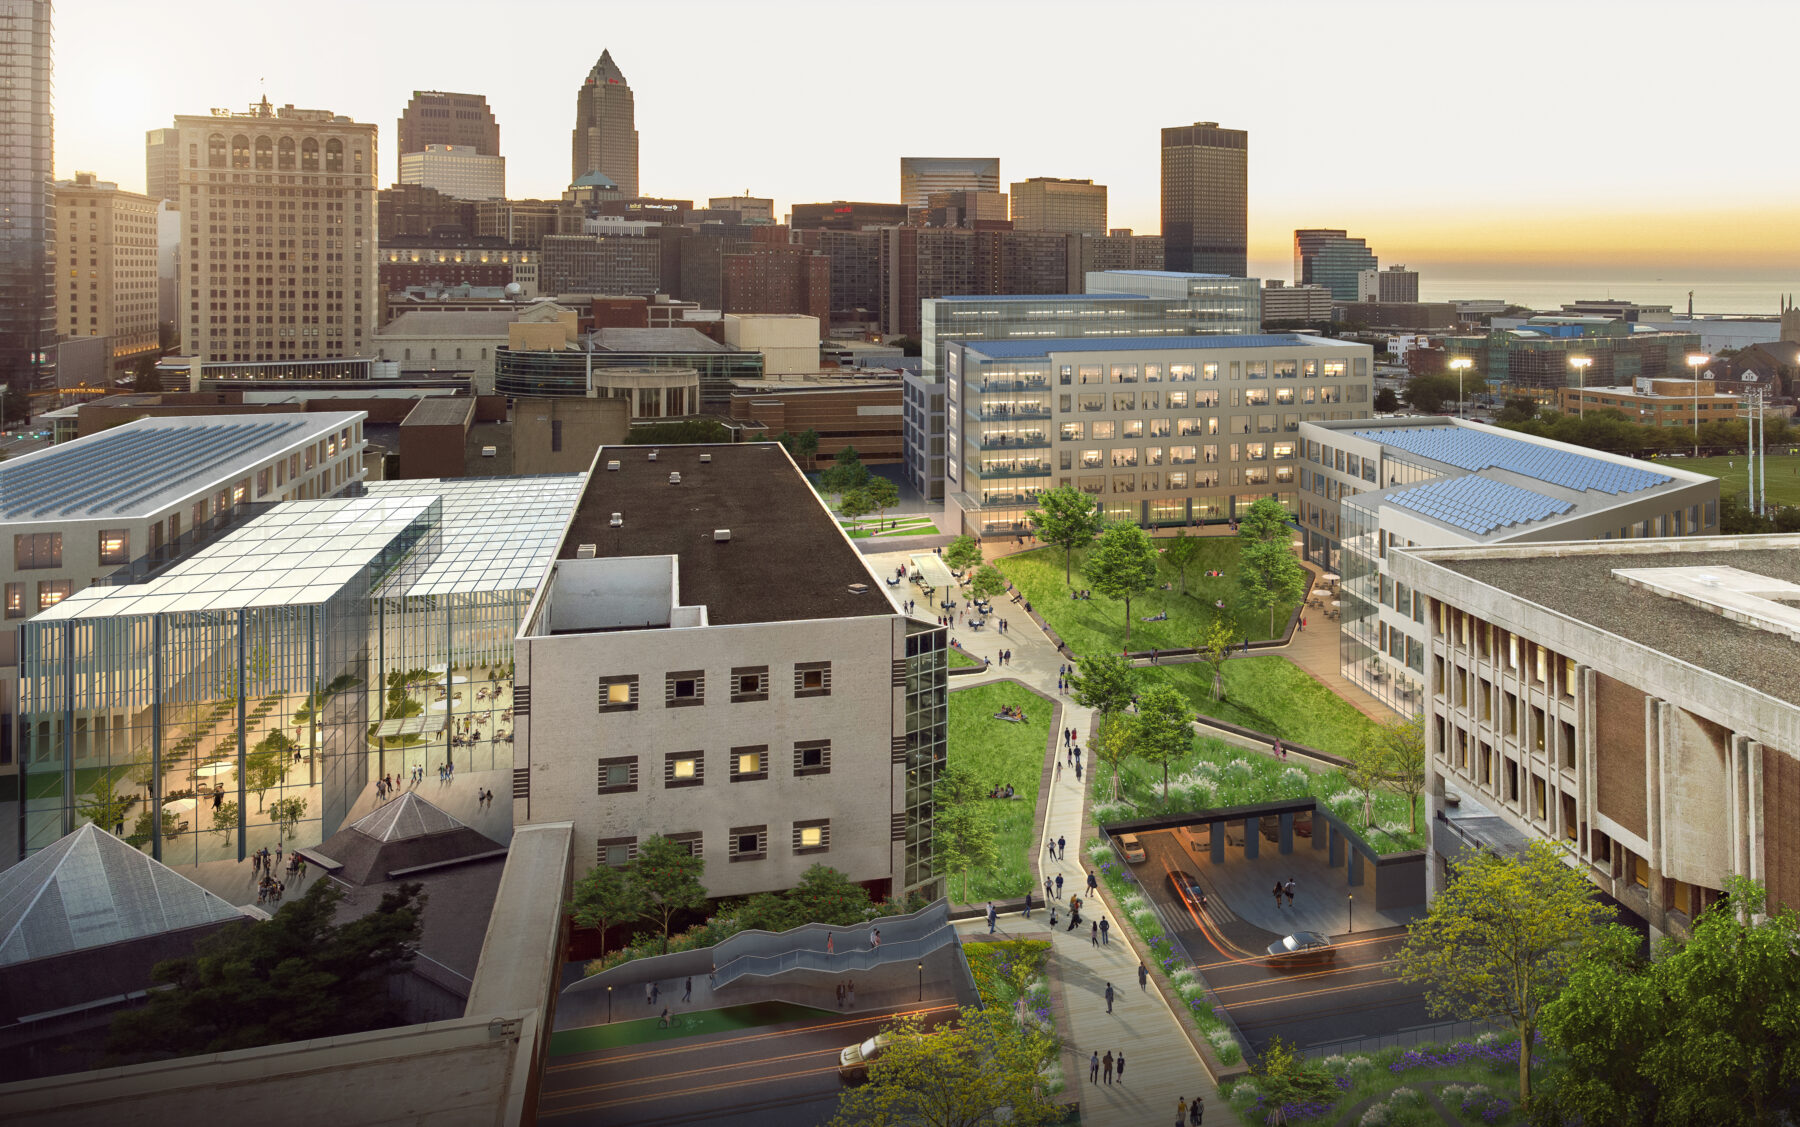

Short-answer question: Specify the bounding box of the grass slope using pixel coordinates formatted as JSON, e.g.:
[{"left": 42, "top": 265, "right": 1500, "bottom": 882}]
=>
[
  {"left": 946, "top": 681, "right": 1051, "bottom": 902},
  {"left": 1144, "top": 659, "right": 1378, "bottom": 759},
  {"left": 996, "top": 539, "right": 1302, "bottom": 654}
]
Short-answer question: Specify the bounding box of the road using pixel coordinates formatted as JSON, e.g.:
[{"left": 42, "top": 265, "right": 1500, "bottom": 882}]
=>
[
  {"left": 0, "top": 432, "right": 50, "bottom": 460},
  {"left": 1134, "top": 830, "right": 1434, "bottom": 1056},
  {"left": 537, "top": 1002, "right": 957, "bottom": 1127}
]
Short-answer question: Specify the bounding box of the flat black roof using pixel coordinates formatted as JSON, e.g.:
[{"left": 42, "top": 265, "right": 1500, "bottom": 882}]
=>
[
  {"left": 561, "top": 443, "right": 886, "bottom": 626},
  {"left": 1432, "top": 544, "right": 1800, "bottom": 708}
]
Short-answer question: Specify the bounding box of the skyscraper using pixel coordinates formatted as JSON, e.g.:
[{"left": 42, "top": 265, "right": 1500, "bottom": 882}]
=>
[
  {"left": 396, "top": 91, "right": 499, "bottom": 157},
  {"left": 571, "top": 50, "right": 639, "bottom": 199},
  {"left": 1010, "top": 177, "right": 1107, "bottom": 236},
  {"left": 54, "top": 172, "right": 159, "bottom": 377},
  {"left": 145, "top": 126, "right": 180, "bottom": 204},
  {"left": 0, "top": 0, "right": 56, "bottom": 392},
  {"left": 1160, "top": 121, "right": 1247, "bottom": 277},
  {"left": 171, "top": 98, "right": 378, "bottom": 364},
  {"left": 899, "top": 158, "right": 999, "bottom": 210},
  {"left": 1294, "top": 229, "right": 1377, "bottom": 301}
]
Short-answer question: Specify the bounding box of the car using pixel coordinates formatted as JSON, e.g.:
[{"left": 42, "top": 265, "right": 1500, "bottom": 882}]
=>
[
  {"left": 1167, "top": 869, "right": 1208, "bottom": 916},
  {"left": 1266, "top": 931, "right": 1336, "bottom": 966},
  {"left": 1117, "top": 833, "right": 1146, "bottom": 863},
  {"left": 838, "top": 1033, "right": 892, "bottom": 1083}
]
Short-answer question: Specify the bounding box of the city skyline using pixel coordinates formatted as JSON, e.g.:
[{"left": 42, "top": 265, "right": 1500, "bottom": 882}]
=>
[{"left": 53, "top": 0, "right": 1800, "bottom": 286}]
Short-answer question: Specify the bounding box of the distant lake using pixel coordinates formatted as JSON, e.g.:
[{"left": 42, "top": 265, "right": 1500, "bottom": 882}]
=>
[{"left": 1418, "top": 278, "right": 1800, "bottom": 317}]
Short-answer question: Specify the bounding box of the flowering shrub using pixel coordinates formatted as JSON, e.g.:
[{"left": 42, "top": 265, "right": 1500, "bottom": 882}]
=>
[{"left": 1388, "top": 1038, "right": 1521, "bottom": 1073}]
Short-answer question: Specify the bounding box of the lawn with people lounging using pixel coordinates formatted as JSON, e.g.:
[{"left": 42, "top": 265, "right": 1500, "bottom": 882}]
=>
[
  {"left": 995, "top": 539, "right": 1304, "bottom": 655},
  {"left": 946, "top": 681, "right": 1051, "bottom": 902},
  {"left": 948, "top": 646, "right": 984, "bottom": 669},
  {"left": 1142, "top": 659, "right": 1380, "bottom": 760}
]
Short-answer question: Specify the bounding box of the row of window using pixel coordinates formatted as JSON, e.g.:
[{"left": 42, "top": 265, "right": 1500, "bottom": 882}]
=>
[
  {"left": 596, "top": 819, "right": 832, "bottom": 867},
  {"left": 598, "top": 741, "right": 834, "bottom": 794},
  {"left": 597, "top": 663, "right": 830, "bottom": 712}
]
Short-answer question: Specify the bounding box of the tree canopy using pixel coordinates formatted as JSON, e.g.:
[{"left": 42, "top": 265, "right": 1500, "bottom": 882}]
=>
[
  {"left": 1396, "top": 840, "right": 1615, "bottom": 1108},
  {"left": 1161, "top": 531, "right": 1203, "bottom": 594},
  {"left": 1236, "top": 497, "right": 1292, "bottom": 544},
  {"left": 629, "top": 834, "right": 710, "bottom": 953},
  {"left": 1088, "top": 710, "right": 1137, "bottom": 803},
  {"left": 829, "top": 1006, "right": 1059, "bottom": 1127},
  {"left": 569, "top": 860, "right": 646, "bottom": 957},
  {"left": 1068, "top": 651, "right": 1137, "bottom": 717},
  {"left": 1024, "top": 486, "right": 1102, "bottom": 582},
  {"left": 968, "top": 564, "right": 1007, "bottom": 602},
  {"left": 623, "top": 418, "right": 731, "bottom": 444},
  {"left": 1372, "top": 387, "right": 1400, "bottom": 413},
  {"left": 1237, "top": 537, "right": 1307, "bottom": 635},
  {"left": 820, "top": 446, "right": 871, "bottom": 500},
  {"left": 862, "top": 477, "right": 900, "bottom": 527},
  {"left": 1083, "top": 523, "right": 1159, "bottom": 642},
  {"left": 108, "top": 880, "right": 424, "bottom": 1059},
  {"left": 1132, "top": 683, "right": 1194, "bottom": 800},
  {"left": 1195, "top": 615, "right": 1239, "bottom": 702},
  {"left": 943, "top": 534, "right": 983, "bottom": 573}
]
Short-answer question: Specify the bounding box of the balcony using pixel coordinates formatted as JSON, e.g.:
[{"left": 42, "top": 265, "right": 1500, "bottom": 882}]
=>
[
  {"left": 976, "top": 433, "right": 1048, "bottom": 451},
  {"left": 970, "top": 406, "right": 1051, "bottom": 423},
  {"left": 978, "top": 462, "right": 1053, "bottom": 480},
  {"left": 979, "top": 378, "right": 1050, "bottom": 393}
]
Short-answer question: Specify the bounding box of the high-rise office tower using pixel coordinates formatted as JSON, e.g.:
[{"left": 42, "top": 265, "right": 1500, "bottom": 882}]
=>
[
  {"left": 54, "top": 172, "right": 159, "bottom": 376},
  {"left": 145, "top": 127, "right": 180, "bottom": 205},
  {"left": 899, "top": 158, "right": 999, "bottom": 210},
  {"left": 396, "top": 91, "right": 499, "bottom": 157},
  {"left": 1010, "top": 177, "right": 1107, "bottom": 236},
  {"left": 571, "top": 50, "right": 639, "bottom": 199},
  {"left": 1294, "top": 229, "right": 1377, "bottom": 301},
  {"left": 170, "top": 98, "right": 378, "bottom": 364},
  {"left": 1160, "top": 121, "right": 1248, "bottom": 277},
  {"left": 399, "top": 145, "right": 504, "bottom": 201},
  {"left": 1, "top": 0, "right": 56, "bottom": 392}
]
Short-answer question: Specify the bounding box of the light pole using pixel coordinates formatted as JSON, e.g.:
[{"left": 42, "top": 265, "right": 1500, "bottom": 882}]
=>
[
  {"left": 1347, "top": 893, "right": 1354, "bottom": 935},
  {"left": 1448, "top": 358, "right": 1472, "bottom": 419},
  {"left": 1687, "top": 353, "right": 1710, "bottom": 458},
  {"left": 1568, "top": 356, "right": 1592, "bottom": 419},
  {"left": 917, "top": 961, "right": 924, "bottom": 1002},
  {"left": 607, "top": 984, "right": 613, "bottom": 1023}
]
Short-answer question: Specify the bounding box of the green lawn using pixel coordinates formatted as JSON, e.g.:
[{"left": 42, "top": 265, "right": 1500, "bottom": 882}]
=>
[
  {"left": 1143, "top": 659, "right": 1379, "bottom": 759},
  {"left": 547, "top": 1001, "right": 836, "bottom": 1055},
  {"left": 1671, "top": 452, "right": 1800, "bottom": 507},
  {"left": 840, "top": 513, "right": 938, "bottom": 539},
  {"left": 996, "top": 540, "right": 1302, "bottom": 655},
  {"left": 948, "top": 646, "right": 984, "bottom": 669},
  {"left": 946, "top": 681, "right": 1051, "bottom": 902}
]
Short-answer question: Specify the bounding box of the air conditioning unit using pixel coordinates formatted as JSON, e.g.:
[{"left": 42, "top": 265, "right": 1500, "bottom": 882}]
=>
[
  {"left": 848, "top": 583, "right": 869, "bottom": 595},
  {"left": 699, "top": 453, "right": 712, "bottom": 463},
  {"left": 713, "top": 529, "right": 731, "bottom": 542},
  {"left": 575, "top": 544, "right": 597, "bottom": 559},
  {"left": 606, "top": 460, "right": 621, "bottom": 471},
  {"left": 480, "top": 446, "right": 497, "bottom": 458},
  {"left": 609, "top": 513, "right": 623, "bottom": 528},
  {"left": 669, "top": 472, "right": 682, "bottom": 484},
  {"left": 647, "top": 449, "right": 658, "bottom": 462}
]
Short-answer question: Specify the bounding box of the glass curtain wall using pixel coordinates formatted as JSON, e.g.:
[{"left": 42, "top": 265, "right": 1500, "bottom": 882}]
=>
[
  {"left": 966, "top": 358, "right": 1052, "bottom": 533},
  {"left": 901, "top": 620, "right": 948, "bottom": 895}
]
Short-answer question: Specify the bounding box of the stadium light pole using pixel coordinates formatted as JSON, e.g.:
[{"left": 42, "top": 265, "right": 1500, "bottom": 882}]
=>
[
  {"left": 1569, "top": 357, "right": 1592, "bottom": 419},
  {"left": 1448, "top": 358, "right": 1472, "bottom": 419},
  {"left": 1687, "top": 353, "right": 1711, "bottom": 457}
]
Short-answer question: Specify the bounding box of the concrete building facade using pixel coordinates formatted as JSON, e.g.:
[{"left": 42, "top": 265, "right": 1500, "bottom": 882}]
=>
[
  {"left": 170, "top": 99, "right": 378, "bottom": 364},
  {"left": 1358, "top": 264, "right": 1419, "bottom": 304},
  {"left": 144, "top": 127, "right": 180, "bottom": 206},
  {"left": 1260, "top": 280, "right": 1333, "bottom": 325},
  {"left": 54, "top": 173, "right": 161, "bottom": 378},
  {"left": 399, "top": 145, "right": 505, "bottom": 202},
  {"left": 396, "top": 90, "right": 500, "bottom": 158},
  {"left": 1393, "top": 535, "right": 1800, "bottom": 936},
  {"left": 1160, "top": 122, "right": 1248, "bottom": 277},
  {"left": 899, "top": 157, "right": 1000, "bottom": 210},
  {"left": 1009, "top": 177, "right": 1106, "bottom": 236},
  {"left": 1556, "top": 378, "right": 1741, "bottom": 426}
]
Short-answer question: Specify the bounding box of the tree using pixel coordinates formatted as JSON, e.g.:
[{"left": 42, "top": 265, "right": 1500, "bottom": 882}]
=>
[
  {"left": 269, "top": 795, "right": 308, "bottom": 840},
  {"left": 1068, "top": 651, "right": 1137, "bottom": 718},
  {"left": 784, "top": 863, "right": 876, "bottom": 927},
  {"left": 107, "top": 880, "right": 425, "bottom": 1059},
  {"left": 1083, "top": 523, "right": 1159, "bottom": 642},
  {"left": 1024, "top": 485, "right": 1102, "bottom": 583},
  {"left": 1235, "top": 497, "right": 1292, "bottom": 544},
  {"left": 1161, "top": 531, "right": 1204, "bottom": 595},
  {"left": 1238, "top": 537, "right": 1307, "bottom": 636},
  {"left": 820, "top": 445, "right": 871, "bottom": 504},
  {"left": 210, "top": 800, "right": 239, "bottom": 844},
  {"left": 1375, "top": 712, "right": 1426, "bottom": 833},
  {"left": 1089, "top": 711, "right": 1137, "bottom": 803},
  {"left": 937, "top": 763, "right": 987, "bottom": 808},
  {"left": 1195, "top": 615, "right": 1239, "bottom": 702},
  {"left": 568, "top": 862, "right": 645, "bottom": 959},
  {"left": 1496, "top": 396, "right": 1540, "bottom": 425},
  {"left": 1343, "top": 726, "right": 1388, "bottom": 828},
  {"left": 887, "top": 335, "right": 923, "bottom": 357},
  {"left": 839, "top": 486, "right": 874, "bottom": 532},
  {"left": 1396, "top": 840, "right": 1615, "bottom": 1109},
  {"left": 933, "top": 801, "right": 997, "bottom": 904},
  {"left": 828, "top": 1006, "right": 1059, "bottom": 1127},
  {"left": 245, "top": 731, "right": 290, "bottom": 813},
  {"left": 1405, "top": 373, "right": 1463, "bottom": 414},
  {"left": 1538, "top": 877, "right": 1800, "bottom": 1127},
  {"left": 968, "top": 564, "right": 1006, "bottom": 602},
  {"left": 1254, "top": 1037, "right": 1340, "bottom": 1116},
  {"left": 863, "top": 476, "right": 900, "bottom": 529},
  {"left": 943, "top": 534, "right": 983, "bottom": 573},
  {"left": 133, "top": 353, "right": 163, "bottom": 393},
  {"left": 77, "top": 774, "right": 134, "bottom": 833},
  {"left": 1133, "top": 683, "right": 1194, "bottom": 801},
  {"left": 622, "top": 418, "right": 731, "bottom": 444},
  {"left": 1372, "top": 387, "right": 1400, "bottom": 413},
  {"left": 778, "top": 427, "right": 820, "bottom": 468},
  {"left": 626, "top": 834, "right": 710, "bottom": 954}
]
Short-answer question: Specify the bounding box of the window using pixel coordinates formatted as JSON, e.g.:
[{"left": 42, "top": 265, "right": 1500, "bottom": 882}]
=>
[
  {"left": 15, "top": 532, "right": 61, "bottom": 570},
  {"left": 665, "top": 750, "right": 704, "bottom": 788},
  {"left": 4, "top": 583, "right": 22, "bottom": 619},
  {"left": 97, "top": 529, "right": 129, "bottom": 565},
  {"left": 36, "top": 581, "right": 71, "bottom": 611},
  {"left": 730, "top": 666, "right": 769, "bottom": 703},
  {"left": 596, "top": 837, "right": 637, "bottom": 867},
  {"left": 596, "top": 756, "right": 638, "bottom": 795},
  {"left": 598, "top": 675, "right": 638, "bottom": 712},
  {"left": 795, "top": 662, "right": 831, "bottom": 698},
  {"left": 665, "top": 670, "right": 705, "bottom": 708},
  {"left": 731, "top": 745, "right": 769, "bottom": 782},
  {"left": 794, "top": 739, "right": 832, "bottom": 777},
  {"left": 729, "top": 825, "right": 767, "bottom": 862},
  {"left": 666, "top": 830, "right": 703, "bottom": 858},
  {"left": 794, "top": 819, "right": 832, "bottom": 855}
]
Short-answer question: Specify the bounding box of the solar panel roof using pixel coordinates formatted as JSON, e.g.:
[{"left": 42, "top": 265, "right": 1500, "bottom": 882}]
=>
[
  {"left": 964, "top": 334, "right": 1353, "bottom": 359},
  {"left": 1350, "top": 426, "right": 1672, "bottom": 495},
  {"left": 0, "top": 413, "right": 361, "bottom": 521},
  {"left": 1384, "top": 475, "right": 1575, "bottom": 536}
]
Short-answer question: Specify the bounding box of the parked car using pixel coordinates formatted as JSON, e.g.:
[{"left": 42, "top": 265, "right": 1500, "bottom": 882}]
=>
[
  {"left": 1265, "top": 931, "right": 1336, "bottom": 966},
  {"left": 839, "top": 1033, "right": 892, "bottom": 1083},
  {"left": 1167, "top": 869, "right": 1208, "bottom": 917},
  {"left": 1117, "top": 832, "right": 1146, "bottom": 863}
]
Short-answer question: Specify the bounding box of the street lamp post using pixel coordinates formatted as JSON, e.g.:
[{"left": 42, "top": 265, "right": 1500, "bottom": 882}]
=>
[
  {"left": 1569, "top": 357, "right": 1592, "bottom": 419},
  {"left": 1347, "top": 893, "right": 1354, "bottom": 935},
  {"left": 1687, "top": 354, "right": 1711, "bottom": 458},
  {"left": 918, "top": 961, "right": 924, "bottom": 1002},
  {"left": 607, "top": 984, "right": 613, "bottom": 1024},
  {"left": 1448, "top": 358, "right": 1472, "bottom": 419}
]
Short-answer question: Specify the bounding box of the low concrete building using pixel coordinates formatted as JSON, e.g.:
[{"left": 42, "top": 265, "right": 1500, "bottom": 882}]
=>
[
  {"left": 728, "top": 374, "right": 904, "bottom": 465},
  {"left": 374, "top": 303, "right": 568, "bottom": 393},
  {"left": 1393, "top": 534, "right": 1800, "bottom": 936},
  {"left": 511, "top": 443, "right": 947, "bottom": 901},
  {"left": 1555, "top": 378, "right": 1741, "bottom": 426},
  {"left": 723, "top": 313, "right": 820, "bottom": 376}
]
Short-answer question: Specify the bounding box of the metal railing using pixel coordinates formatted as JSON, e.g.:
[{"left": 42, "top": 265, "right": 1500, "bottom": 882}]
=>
[
  {"left": 1298, "top": 1019, "right": 1501, "bottom": 1060},
  {"left": 712, "top": 922, "right": 958, "bottom": 990}
]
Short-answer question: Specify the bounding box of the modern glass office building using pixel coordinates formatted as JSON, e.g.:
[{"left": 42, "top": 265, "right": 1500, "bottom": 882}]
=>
[
  {"left": 0, "top": 0, "right": 57, "bottom": 392},
  {"left": 15, "top": 475, "right": 583, "bottom": 864}
]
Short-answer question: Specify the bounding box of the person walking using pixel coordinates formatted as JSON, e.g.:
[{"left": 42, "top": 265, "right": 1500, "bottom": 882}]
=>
[
  {"left": 827, "top": 932, "right": 835, "bottom": 956},
  {"left": 1075, "top": 760, "right": 1082, "bottom": 782},
  {"left": 987, "top": 901, "right": 998, "bottom": 934},
  {"left": 1100, "top": 916, "right": 1111, "bottom": 945},
  {"left": 1087, "top": 870, "right": 1098, "bottom": 896},
  {"left": 1055, "top": 873, "right": 1064, "bottom": 899},
  {"left": 847, "top": 978, "right": 855, "bottom": 1007},
  {"left": 1023, "top": 889, "right": 1033, "bottom": 919},
  {"left": 1178, "top": 1097, "right": 1189, "bottom": 1126},
  {"left": 1091, "top": 921, "right": 1100, "bottom": 947},
  {"left": 836, "top": 982, "right": 846, "bottom": 1008},
  {"left": 1284, "top": 878, "right": 1296, "bottom": 907},
  {"left": 1102, "top": 1050, "right": 1114, "bottom": 1084},
  {"left": 1045, "top": 877, "right": 1054, "bottom": 903},
  {"left": 1273, "top": 881, "right": 1285, "bottom": 909},
  {"left": 1191, "top": 1094, "right": 1205, "bottom": 1125},
  {"left": 1138, "top": 961, "right": 1148, "bottom": 989},
  {"left": 1114, "top": 1051, "right": 1125, "bottom": 1083},
  {"left": 645, "top": 982, "right": 654, "bottom": 1006},
  {"left": 1089, "top": 1051, "right": 1100, "bottom": 1084},
  {"left": 1058, "top": 834, "right": 1066, "bottom": 860},
  {"left": 1048, "top": 839, "right": 1057, "bottom": 863},
  {"left": 682, "top": 977, "right": 692, "bottom": 1002},
  {"left": 1056, "top": 759, "right": 1063, "bottom": 783}
]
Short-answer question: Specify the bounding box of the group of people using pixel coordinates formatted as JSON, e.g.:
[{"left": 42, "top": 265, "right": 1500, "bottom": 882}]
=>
[
  {"left": 987, "top": 783, "right": 1018, "bottom": 799},
  {"left": 995, "top": 704, "right": 1029, "bottom": 722},
  {"left": 1068, "top": 589, "right": 1094, "bottom": 600},
  {"left": 250, "top": 844, "right": 301, "bottom": 904},
  {"left": 992, "top": 648, "right": 1015, "bottom": 665},
  {"left": 1273, "top": 878, "right": 1297, "bottom": 908}
]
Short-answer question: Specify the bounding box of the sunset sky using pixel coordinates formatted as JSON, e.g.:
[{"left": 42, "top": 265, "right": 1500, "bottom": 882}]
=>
[{"left": 54, "top": 0, "right": 1800, "bottom": 287}]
